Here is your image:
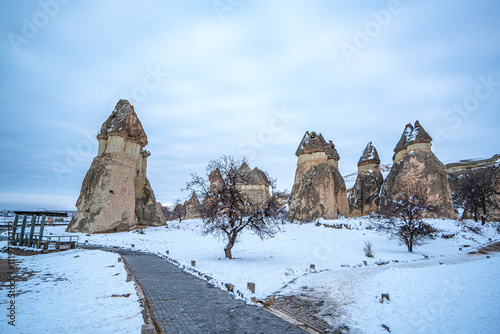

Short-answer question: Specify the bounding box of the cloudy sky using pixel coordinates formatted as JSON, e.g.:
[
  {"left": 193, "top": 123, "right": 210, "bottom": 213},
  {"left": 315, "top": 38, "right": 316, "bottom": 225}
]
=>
[{"left": 1, "top": 0, "right": 499, "bottom": 210}]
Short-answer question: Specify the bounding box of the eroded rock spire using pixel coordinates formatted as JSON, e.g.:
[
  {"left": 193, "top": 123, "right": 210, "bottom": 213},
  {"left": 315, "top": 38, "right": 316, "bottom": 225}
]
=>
[{"left": 67, "top": 100, "right": 166, "bottom": 233}]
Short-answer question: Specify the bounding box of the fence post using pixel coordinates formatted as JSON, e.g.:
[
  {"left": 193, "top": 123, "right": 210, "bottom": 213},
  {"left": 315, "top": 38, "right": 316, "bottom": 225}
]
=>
[
  {"left": 37, "top": 215, "right": 47, "bottom": 249},
  {"left": 18, "top": 214, "right": 28, "bottom": 246},
  {"left": 28, "top": 215, "right": 37, "bottom": 247},
  {"left": 10, "top": 214, "right": 19, "bottom": 246}
]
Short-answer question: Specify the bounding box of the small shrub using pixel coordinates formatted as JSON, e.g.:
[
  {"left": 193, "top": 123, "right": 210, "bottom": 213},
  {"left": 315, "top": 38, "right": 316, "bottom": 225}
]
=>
[
  {"left": 363, "top": 241, "right": 374, "bottom": 258},
  {"left": 323, "top": 223, "right": 352, "bottom": 229},
  {"left": 459, "top": 221, "right": 483, "bottom": 235},
  {"left": 421, "top": 222, "right": 438, "bottom": 235}
]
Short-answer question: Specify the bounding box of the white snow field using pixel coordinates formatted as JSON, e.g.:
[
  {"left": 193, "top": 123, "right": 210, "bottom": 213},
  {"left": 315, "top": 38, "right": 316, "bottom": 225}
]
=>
[
  {"left": 39, "top": 217, "right": 500, "bottom": 333},
  {"left": 0, "top": 241, "right": 144, "bottom": 333}
]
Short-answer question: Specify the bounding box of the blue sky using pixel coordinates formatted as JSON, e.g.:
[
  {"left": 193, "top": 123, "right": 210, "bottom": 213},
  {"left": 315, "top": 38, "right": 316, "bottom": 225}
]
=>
[{"left": 1, "top": 0, "right": 499, "bottom": 210}]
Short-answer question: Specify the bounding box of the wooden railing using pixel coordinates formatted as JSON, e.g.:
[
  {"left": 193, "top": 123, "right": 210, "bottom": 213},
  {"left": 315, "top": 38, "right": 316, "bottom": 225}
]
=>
[
  {"left": 14, "top": 233, "right": 79, "bottom": 250},
  {"left": 9, "top": 212, "right": 73, "bottom": 250}
]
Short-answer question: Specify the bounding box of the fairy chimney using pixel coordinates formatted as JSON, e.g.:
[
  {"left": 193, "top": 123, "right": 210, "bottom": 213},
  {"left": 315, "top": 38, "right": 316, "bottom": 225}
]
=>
[
  {"left": 348, "top": 142, "right": 384, "bottom": 217},
  {"left": 183, "top": 192, "right": 202, "bottom": 220},
  {"left": 236, "top": 162, "right": 271, "bottom": 206},
  {"left": 66, "top": 100, "right": 166, "bottom": 233},
  {"left": 380, "top": 121, "right": 456, "bottom": 218},
  {"left": 289, "top": 131, "right": 349, "bottom": 222},
  {"left": 209, "top": 168, "right": 223, "bottom": 191},
  {"left": 206, "top": 162, "right": 271, "bottom": 210}
]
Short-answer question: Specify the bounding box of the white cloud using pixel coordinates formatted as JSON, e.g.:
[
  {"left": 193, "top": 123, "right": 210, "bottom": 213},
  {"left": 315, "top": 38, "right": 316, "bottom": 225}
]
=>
[{"left": 0, "top": 0, "right": 499, "bottom": 208}]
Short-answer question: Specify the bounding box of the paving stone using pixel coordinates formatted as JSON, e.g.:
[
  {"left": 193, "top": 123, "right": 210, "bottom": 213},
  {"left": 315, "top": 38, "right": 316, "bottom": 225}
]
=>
[{"left": 84, "top": 246, "right": 304, "bottom": 333}]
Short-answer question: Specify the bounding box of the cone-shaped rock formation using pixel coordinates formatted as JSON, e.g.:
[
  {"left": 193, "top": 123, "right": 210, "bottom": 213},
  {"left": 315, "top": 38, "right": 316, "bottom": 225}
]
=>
[
  {"left": 67, "top": 100, "right": 166, "bottom": 233},
  {"left": 183, "top": 192, "right": 202, "bottom": 220},
  {"left": 236, "top": 162, "right": 271, "bottom": 206},
  {"left": 207, "top": 162, "right": 271, "bottom": 207},
  {"left": 380, "top": 121, "right": 456, "bottom": 218},
  {"left": 289, "top": 131, "right": 348, "bottom": 222},
  {"left": 348, "top": 142, "right": 384, "bottom": 217}
]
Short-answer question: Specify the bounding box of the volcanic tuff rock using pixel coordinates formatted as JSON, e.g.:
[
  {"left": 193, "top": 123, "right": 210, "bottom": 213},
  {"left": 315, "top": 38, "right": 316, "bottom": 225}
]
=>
[
  {"left": 66, "top": 100, "right": 166, "bottom": 233},
  {"left": 236, "top": 162, "right": 271, "bottom": 206},
  {"left": 208, "top": 168, "right": 223, "bottom": 190},
  {"left": 447, "top": 154, "right": 500, "bottom": 222},
  {"left": 348, "top": 142, "right": 384, "bottom": 217},
  {"left": 171, "top": 203, "right": 186, "bottom": 222},
  {"left": 379, "top": 121, "right": 456, "bottom": 219},
  {"left": 183, "top": 192, "right": 202, "bottom": 220},
  {"left": 392, "top": 121, "right": 432, "bottom": 163},
  {"left": 207, "top": 162, "right": 271, "bottom": 207},
  {"left": 289, "top": 131, "right": 348, "bottom": 222}
]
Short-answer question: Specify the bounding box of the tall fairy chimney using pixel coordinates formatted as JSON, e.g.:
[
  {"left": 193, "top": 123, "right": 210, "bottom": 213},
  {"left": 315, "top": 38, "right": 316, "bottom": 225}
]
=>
[
  {"left": 289, "top": 131, "right": 348, "bottom": 221},
  {"left": 67, "top": 100, "right": 166, "bottom": 233}
]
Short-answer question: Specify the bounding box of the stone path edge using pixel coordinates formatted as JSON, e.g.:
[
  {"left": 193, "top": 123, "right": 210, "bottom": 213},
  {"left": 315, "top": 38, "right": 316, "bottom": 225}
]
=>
[
  {"left": 81, "top": 244, "right": 322, "bottom": 333},
  {"left": 119, "top": 253, "right": 158, "bottom": 334}
]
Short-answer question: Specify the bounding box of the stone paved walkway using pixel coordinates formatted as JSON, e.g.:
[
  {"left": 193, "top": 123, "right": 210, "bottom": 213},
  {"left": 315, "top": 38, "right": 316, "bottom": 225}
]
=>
[{"left": 93, "top": 247, "right": 305, "bottom": 333}]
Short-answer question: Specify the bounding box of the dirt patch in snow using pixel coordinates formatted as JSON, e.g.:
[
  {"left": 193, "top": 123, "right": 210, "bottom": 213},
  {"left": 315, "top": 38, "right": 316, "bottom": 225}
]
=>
[
  {"left": 0, "top": 259, "right": 18, "bottom": 282},
  {"left": 264, "top": 294, "right": 340, "bottom": 333},
  {"left": 1, "top": 247, "right": 57, "bottom": 283},
  {"left": 468, "top": 241, "right": 500, "bottom": 255},
  {"left": 2, "top": 247, "right": 60, "bottom": 256}
]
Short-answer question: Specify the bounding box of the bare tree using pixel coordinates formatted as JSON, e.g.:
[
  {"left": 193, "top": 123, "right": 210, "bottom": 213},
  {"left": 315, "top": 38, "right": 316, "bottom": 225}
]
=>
[
  {"left": 453, "top": 167, "right": 499, "bottom": 225},
  {"left": 171, "top": 199, "right": 185, "bottom": 223},
  {"left": 377, "top": 182, "right": 437, "bottom": 252},
  {"left": 186, "top": 155, "right": 288, "bottom": 259}
]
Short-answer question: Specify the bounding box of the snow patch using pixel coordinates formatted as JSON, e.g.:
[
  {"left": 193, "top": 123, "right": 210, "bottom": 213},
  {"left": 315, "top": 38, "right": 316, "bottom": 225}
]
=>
[{"left": 0, "top": 247, "right": 143, "bottom": 333}]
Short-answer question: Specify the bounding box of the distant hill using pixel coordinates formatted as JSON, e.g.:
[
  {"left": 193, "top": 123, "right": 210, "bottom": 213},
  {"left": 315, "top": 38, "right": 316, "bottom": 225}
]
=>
[{"left": 446, "top": 154, "right": 500, "bottom": 174}]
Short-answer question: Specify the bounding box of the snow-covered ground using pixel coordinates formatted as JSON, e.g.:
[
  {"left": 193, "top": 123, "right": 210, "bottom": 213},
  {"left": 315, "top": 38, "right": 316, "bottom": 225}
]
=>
[
  {"left": 281, "top": 251, "right": 500, "bottom": 333},
  {"left": 37, "top": 217, "right": 500, "bottom": 333},
  {"left": 0, "top": 241, "right": 144, "bottom": 333}
]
